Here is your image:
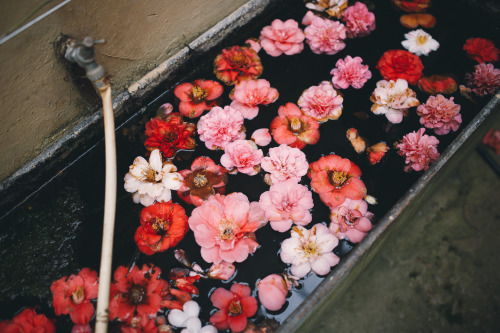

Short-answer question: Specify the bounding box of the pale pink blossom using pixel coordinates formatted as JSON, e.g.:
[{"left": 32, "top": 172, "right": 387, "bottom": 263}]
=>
[
  {"left": 229, "top": 79, "right": 279, "bottom": 119},
  {"left": 304, "top": 16, "right": 347, "bottom": 55},
  {"left": 220, "top": 140, "right": 263, "bottom": 175},
  {"left": 251, "top": 128, "right": 272, "bottom": 146},
  {"left": 305, "top": 0, "right": 348, "bottom": 18},
  {"left": 259, "top": 181, "right": 314, "bottom": 232},
  {"left": 280, "top": 224, "right": 339, "bottom": 278},
  {"left": 341, "top": 2, "right": 376, "bottom": 38},
  {"left": 260, "top": 145, "right": 309, "bottom": 185},
  {"left": 298, "top": 81, "right": 343, "bottom": 122},
  {"left": 396, "top": 128, "right": 440, "bottom": 172},
  {"left": 259, "top": 19, "right": 305, "bottom": 57},
  {"left": 245, "top": 38, "right": 261, "bottom": 53},
  {"left": 208, "top": 261, "right": 236, "bottom": 280},
  {"left": 302, "top": 11, "right": 316, "bottom": 26},
  {"left": 330, "top": 55, "right": 372, "bottom": 89},
  {"left": 370, "top": 79, "right": 420, "bottom": 124},
  {"left": 197, "top": 106, "right": 245, "bottom": 150},
  {"left": 465, "top": 63, "right": 500, "bottom": 96},
  {"left": 257, "top": 274, "right": 289, "bottom": 311},
  {"left": 417, "top": 94, "right": 462, "bottom": 135},
  {"left": 329, "top": 198, "right": 373, "bottom": 243},
  {"left": 157, "top": 103, "right": 174, "bottom": 117}
]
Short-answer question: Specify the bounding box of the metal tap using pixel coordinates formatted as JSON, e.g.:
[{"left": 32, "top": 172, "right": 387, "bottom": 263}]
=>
[{"left": 65, "top": 37, "right": 106, "bottom": 85}]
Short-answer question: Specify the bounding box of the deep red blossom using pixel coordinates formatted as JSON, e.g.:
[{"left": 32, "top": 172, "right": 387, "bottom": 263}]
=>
[
  {"left": 418, "top": 75, "right": 458, "bottom": 95},
  {"left": 0, "top": 308, "right": 56, "bottom": 333},
  {"left": 162, "top": 288, "right": 192, "bottom": 310},
  {"left": 391, "top": 0, "right": 432, "bottom": 12},
  {"left": 463, "top": 38, "right": 499, "bottom": 64},
  {"left": 174, "top": 80, "right": 223, "bottom": 118},
  {"left": 483, "top": 129, "right": 500, "bottom": 154},
  {"left": 377, "top": 49, "right": 424, "bottom": 85},
  {"left": 214, "top": 46, "right": 263, "bottom": 85}
]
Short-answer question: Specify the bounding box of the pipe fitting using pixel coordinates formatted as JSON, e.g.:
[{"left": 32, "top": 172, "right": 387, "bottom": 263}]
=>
[{"left": 65, "top": 37, "right": 106, "bottom": 82}]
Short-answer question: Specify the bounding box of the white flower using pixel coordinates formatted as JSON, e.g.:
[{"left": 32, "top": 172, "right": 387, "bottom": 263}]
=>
[
  {"left": 124, "top": 149, "right": 183, "bottom": 206},
  {"left": 370, "top": 79, "right": 420, "bottom": 124},
  {"left": 168, "top": 301, "right": 217, "bottom": 333},
  {"left": 401, "top": 29, "right": 439, "bottom": 56}
]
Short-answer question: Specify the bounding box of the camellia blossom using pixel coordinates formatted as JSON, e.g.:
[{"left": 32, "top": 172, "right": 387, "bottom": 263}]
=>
[
  {"left": 188, "top": 193, "right": 267, "bottom": 264},
  {"left": 417, "top": 94, "right": 462, "bottom": 135},
  {"left": 330, "top": 55, "right": 372, "bottom": 89},
  {"left": 367, "top": 142, "right": 390, "bottom": 165},
  {"left": 280, "top": 224, "right": 340, "bottom": 278},
  {"left": 174, "top": 80, "right": 223, "bottom": 118},
  {"left": 0, "top": 308, "right": 56, "bottom": 332},
  {"left": 257, "top": 274, "right": 289, "bottom": 311},
  {"left": 329, "top": 198, "right": 373, "bottom": 243},
  {"left": 418, "top": 75, "right": 458, "bottom": 95},
  {"left": 370, "top": 79, "right": 420, "bottom": 124},
  {"left": 251, "top": 128, "right": 272, "bottom": 146},
  {"left": 391, "top": 0, "right": 432, "bottom": 12},
  {"left": 463, "top": 37, "right": 499, "bottom": 64},
  {"left": 298, "top": 81, "right": 343, "bottom": 121},
  {"left": 213, "top": 45, "right": 263, "bottom": 85},
  {"left": 376, "top": 49, "right": 424, "bottom": 85},
  {"left": 304, "top": 16, "right": 347, "bottom": 55},
  {"left": 229, "top": 79, "right": 279, "bottom": 119},
  {"left": 305, "top": 0, "right": 348, "bottom": 18},
  {"left": 197, "top": 106, "right": 246, "bottom": 150},
  {"left": 259, "top": 19, "right": 305, "bottom": 57},
  {"left": 465, "top": 63, "right": 500, "bottom": 97},
  {"left": 341, "top": 2, "right": 376, "bottom": 38},
  {"left": 168, "top": 300, "right": 217, "bottom": 333},
  {"left": 208, "top": 261, "right": 236, "bottom": 280},
  {"left": 302, "top": 10, "right": 316, "bottom": 26},
  {"left": 259, "top": 181, "right": 314, "bottom": 232},
  {"left": 51, "top": 268, "right": 99, "bottom": 325},
  {"left": 270, "top": 103, "right": 320, "bottom": 149},
  {"left": 483, "top": 129, "right": 500, "bottom": 154},
  {"left": 396, "top": 128, "right": 440, "bottom": 172},
  {"left": 245, "top": 38, "right": 261, "bottom": 53},
  {"left": 209, "top": 283, "right": 258, "bottom": 332},
  {"left": 401, "top": 29, "right": 439, "bottom": 56},
  {"left": 308, "top": 154, "right": 367, "bottom": 208},
  {"left": 260, "top": 144, "right": 309, "bottom": 185},
  {"left": 220, "top": 140, "right": 263, "bottom": 175},
  {"left": 119, "top": 314, "right": 170, "bottom": 333}
]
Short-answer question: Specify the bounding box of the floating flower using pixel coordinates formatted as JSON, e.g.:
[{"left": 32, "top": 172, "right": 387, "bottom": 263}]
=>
[
  {"left": 257, "top": 274, "right": 289, "bottom": 311},
  {"left": 0, "top": 308, "right": 56, "bottom": 332},
  {"left": 197, "top": 106, "right": 246, "bottom": 150},
  {"left": 119, "top": 315, "right": 170, "bottom": 333},
  {"left": 376, "top": 49, "right": 424, "bottom": 85},
  {"left": 157, "top": 103, "right": 174, "bottom": 118},
  {"left": 208, "top": 261, "right": 236, "bottom": 280},
  {"left": 251, "top": 128, "right": 272, "bottom": 146},
  {"left": 214, "top": 46, "right": 263, "bottom": 85},
  {"left": 465, "top": 63, "right": 500, "bottom": 96},
  {"left": 168, "top": 300, "right": 217, "bottom": 333},
  {"left": 209, "top": 283, "right": 257, "bottom": 332},
  {"left": 396, "top": 128, "right": 440, "bottom": 172},
  {"left": 346, "top": 128, "right": 366, "bottom": 154},
  {"left": 177, "top": 157, "right": 228, "bottom": 207},
  {"left": 188, "top": 193, "right": 266, "bottom": 264},
  {"left": 308, "top": 154, "right": 367, "bottom": 208},
  {"left": 401, "top": 29, "right": 439, "bottom": 56},
  {"left": 329, "top": 198, "right": 373, "bottom": 243},
  {"left": 270, "top": 103, "right": 320, "bottom": 149},
  {"left": 302, "top": 10, "right": 316, "bottom": 26},
  {"left": 260, "top": 144, "right": 309, "bottom": 185},
  {"left": 400, "top": 13, "right": 436, "bottom": 29},
  {"left": 50, "top": 268, "right": 99, "bottom": 325},
  {"left": 331, "top": 56, "right": 372, "bottom": 89},
  {"left": 305, "top": 0, "right": 349, "bottom": 18},
  {"left": 418, "top": 75, "right": 458, "bottom": 95},
  {"left": 367, "top": 142, "right": 389, "bottom": 165},
  {"left": 280, "top": 224, "right": 340, "bottom": 278},
  {"left": 417, "top": 94, "right": 462, "bottom": 135},
  {"left": 174, "top": 80, "right": 223, "bottom": 118},
  {"left": 229, "top": 79, "right": 279, "bottom": 119},
  {"left": 341, "top": 2, "right": 376, "bottom": 38},
  {"left": 483, "top": 129, "right": 500, "bottom": 154},
  {"left": 298, "top": 81, "right": 343, "bottom": 121},
  {"left": 245, "top": 38, "right": 262, "bottom": 53},
  {"left": 144, "top": 113, "right": 196, "bottom": 159},
  {"left": 259, "top": 19, "right": 305, "bottom": 57},
  {"left": 124, "top": 149, "right": 184, "bottom": 207},
  {"left": 304, "top": 16, "right": 347, "bottom": 55},
  {"left": 463, "top": 37, "right": 499, "bottom": 64},
  {"left": 220, "top": 140, "right": 263, "bottom": 175},
  {"left": 370, "top": 79, "right": 420, "bottom": 124},
  {"left": 391, "top": 0, "right": 432, "bottom": 12}
]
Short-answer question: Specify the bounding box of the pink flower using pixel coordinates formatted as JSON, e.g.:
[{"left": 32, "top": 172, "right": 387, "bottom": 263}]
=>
[
  {"left": 329, "top": 198, "right": 373, "bottom": 243},
  {"left": 304, "top": 16, "right": 346, "bottom": 55},
  {"left": 259, "top": 19, "right": 305, "bottom": 57},
  {"left": 229, "top": 79, "right": 279, "bottom": 119},
  {"left": 417, "top": 94, "right": 462, "bottom": 135},
  {"left": 342, "top": 2, "right": 376, "bottom": 38},
  {"left": 197, "top": 106, "right": 245, "bottom": 150},
  {"left": 302, "top": 11, "right": 316, "bottom": 26},
  {"left": 245, "top": 38, "right": 262, "bottom": 53},
  {"left": 251, "top": 128, "right": 272, "bottom": 146},
  {"left": 257, "top": 274, "right": 289, "bottom": 311},
  {"left": 298, "top": 81, "right": 343, "bottom": 122},
  {"left": 259, "top": 181, "right": 314, "bottom": 232},
  {"left": 188, "top": 193, "right": 267, "bottom": 264},
  {"left": 370, "top": 79, "right": 420, "bottom": 124},
  {"left": 220, "top": 140, "right": 263, "bottom": 175},
  {"left": 260, "top": 144, "right": 309, "bottom": 184},
  {"left": 465, "top": 63, "right": 500, "bottom": 97},
  {"left": 331, "top": 55, "right": 372, "bottom": 89},
  {"left": 396, "top": 128, "right": 440, "bottom": 172},
  {"left": 270, "top": 103, "right": 320, "bottom": 149},
  {"left": 208, "top": 261, "right": 236, "bottom": 280},
  {"left": 174, "top": 80, "right": 224, "bottom": 118}
]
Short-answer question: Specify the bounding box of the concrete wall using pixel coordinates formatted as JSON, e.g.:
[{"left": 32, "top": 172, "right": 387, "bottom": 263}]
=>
[{"left": 0, "top": 0, "right": 248, "bottom": 182}]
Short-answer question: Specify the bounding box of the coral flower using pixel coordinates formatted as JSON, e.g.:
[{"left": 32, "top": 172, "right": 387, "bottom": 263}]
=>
[
  {"left": 188, "top": 193, "right": 267, "bottom": 264},
  {"left": 229, "top": 79, "right": 279, "bottom": 119},
  {"left": 377, "top": 49, "right": 424, "bottom": 85},
  {"left": 483, "top": 129, "right": 500, "bottom": 154},
  {"left": 331, "top": 55, "right": 372, "bottom": 89},
  {"left": 367, "top": 142, "right": 390, "bottom": 165},
  {"left": 51, "top": 268, "right": 99, "bottom": 325},
  {"left": 220, "top": 140, "right": 264, "bottom": 175},
  {"left": 214, "top": 45, "right": 263, "bottom": 85},
  {"left": 144, "top": 113, "right": 196, "bottom": 159},
  {"left": 280, "top": 224, "right": 340, "bottom": 278},
  {"left": 370, "top": 79, "right": 420, "bottom": 124},
  {"left": 396, "top": 128, "right": 440, "bottom": 172},
  {"left": 120, "top": 314, "right": 170, "bottom": 333},
  {"left": 259, "top": 19, "right": 305, "bottom": 57},
  {"left": 259, "top": 181, "right": 314, "bottom": 232},
  {"left": 308, "top": 154, "right": 367, "bottom": 208},
  {"left": 177, "top": 157, "right": 228, "bottom": 207},
  {"left": 134, "top": 202, "right": 189, "bottom": 255},
  {"left": 0, "top": 308, "right": 56, "bottom": 332},
  {"left": 465, "top": 63, "right": 500, "bottom": 97},
  {"left": 305, "top": 0, "right": 349, "bottom": 18},
  {"left": 391, "top": 0, "right": 432, "bottom": 12},
  {"left": 270, "top": 103, "right": 320, "bottom": 149},
  {"left": 463, "top": 37, "right": 499, "bottom": 63},
  {"left": 417, "top": 94, "right": 462, "bottom": 135},
  {"left": 251, "top": 128, "right": 272, "bottom": 146},
  {"left": 402, "top": 29, "right": 439, "bottom": 56},
  {"left": 257, "top": 274, "right": 289, "bottom": 311},
  {"left": 174, "top": 80, "right": 223, "bottom": 118},
  {"left": 261, "top": 144, "right": 309, "bottom": 185},
  {"left": 418, "top": 75, "right": 458, "bottom": 95},
  {"left": 298, "top": 81, "right": 343, "bottom": 121},
  {"left": 209, "top": 283, "right": 258, "bottom": 332},
  {"left": 208, "top": 261, "right": 236, "bottom": 280},
  {"left": 346, "top": 128, "right": 367, "bottom": 154},
  {"left": 329, "top": 198, "right": 373, "bottom": 243},
  {"left": 341, "top": 2, "right": 376, "bottom": 38},
  {"left": 197, "top": 106, "right": 246, "bottom": 150},
  {"left": 304, "top": 16, "right": 347, "bottom": 55}
]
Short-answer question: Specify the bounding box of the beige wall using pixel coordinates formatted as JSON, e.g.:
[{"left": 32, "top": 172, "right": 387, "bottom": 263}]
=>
[{"left": 0, "top": 0, "right": 248, "bottom": 182}]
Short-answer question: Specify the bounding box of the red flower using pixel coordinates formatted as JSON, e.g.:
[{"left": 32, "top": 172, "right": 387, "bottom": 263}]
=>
[
  {"left": 144, "top": 113, "right": 196, "bottom": 159},
  {"left": 483, "top": 129, "right": 500, "bottom": 154},
  {"left": 50, "top": 268, "right": 99, "bottom": 325},
  {"left": 463, "top": 38, "right": 499, "bottom": 64},
  {"left": 377, "top": 50, "right": 424, "bottom": 85},
  {"left": 174, "top": 80, "right": 224, "bottom": 118},
  {"left": 163, "top": 288, "right": 192, "bottom": 310},
  {"left": 270, "top": 103, "right": 320, "bottom": 149},
  {"left": 367, "top": 143, "right": 390, "bottom": 165},
  {"left": 168, "top": 269, "right": 201, "bottom": 295},
  {"left": 214, "top": 46, "right": 263, "bottom": 85},
  {"left": 134, "top": 202, "right": 189, "bottom": 255},
  {"left": 418, "top": 75, "right": 458, "bottom": 95},
  {"left": 0, "top": 308, "right": 56, "bottom": 333},
  {"left": 119, "top": 314, "right": 169, "bottom": 333},
  {"left": 209, "top": 283, "right": 257, "bottom": 332},
  {"left": 308, "top": 154, "right": 367, "bottom": 208},
  {"left": 391, "top": 0, "right": 432, "bottom": 12}
]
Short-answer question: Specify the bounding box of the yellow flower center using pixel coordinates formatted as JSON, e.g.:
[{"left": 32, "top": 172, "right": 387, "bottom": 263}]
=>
[
  {"left": 230, "top": 53, "right": 247, "bottom": 67},
  {"left": 329, "top": 171, "right": 349, "bottom": 188},
  {"left": 228, "top": 300, "right": 242, "bottom": 315},
  {"left": 145, "top": 167, "right": 157, "bottom": 182},
  {"left": 302, "top": 241, "right": 319, "bottom": 257},
  {"left": 193, "top": 174, "right": 208, "bottom": 187},
  {"left": 152, "top": 217, "right": 170, "bottom": 235},
  {"left": 219, "top": 218, "right": 235, "bottom": 240},
  {"left": 71, "top": 286, "right": 85, "bottom": 305},
  {"left": 416, "top": 34, "right": 428, "bottom": 45},
  {"left": 191, "top": 85, "right": 208, "bottom": 103},
  {"left": 290, "top": 118, "right": 302, "bottom": 132}
]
